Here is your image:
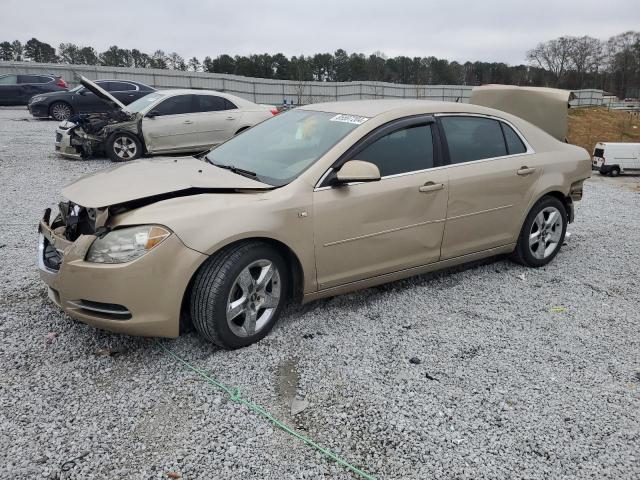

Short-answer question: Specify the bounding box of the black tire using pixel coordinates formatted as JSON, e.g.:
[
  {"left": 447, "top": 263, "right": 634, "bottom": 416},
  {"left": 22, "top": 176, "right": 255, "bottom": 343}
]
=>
[
  {"left": 599, "top": 170, "right": 609, "bottom": 176},
  {"left": 511, "top": 196, "right": 567, "bottom": 268},
  {"left": 49, "top": 101, "right": 73, "bottom": 121},
  {"left": 190, "top": 241, "right": 289, "bottom": 349},
  {"left": 610, "top": 166, "right": 621, "bottom": 177},
  {"left": 106, "top": 132, "right": 142, "bottom": 162}
]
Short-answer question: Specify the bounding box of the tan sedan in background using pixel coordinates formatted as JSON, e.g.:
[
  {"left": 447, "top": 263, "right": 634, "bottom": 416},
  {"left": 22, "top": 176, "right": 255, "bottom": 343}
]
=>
[{"left": 38, "top": 92, "right": 591, "bottom": 348}]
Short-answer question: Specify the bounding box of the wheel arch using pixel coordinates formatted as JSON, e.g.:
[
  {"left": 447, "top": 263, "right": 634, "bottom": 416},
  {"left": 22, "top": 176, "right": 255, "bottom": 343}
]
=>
[
  {"left": 529, "top": 188, "right": 573, "bottom": 223},
  {"left": 179, "top": 236, "right": 305, "bottom": 325}
]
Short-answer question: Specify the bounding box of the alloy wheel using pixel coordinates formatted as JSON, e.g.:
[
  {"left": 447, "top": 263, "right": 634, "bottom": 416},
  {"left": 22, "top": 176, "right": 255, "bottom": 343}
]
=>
[
  {"left": 529, "top": 206, "right": 563, "bottom": 259},
  {"left": 226, "top": 259, "right": 281, "bottom": 337},
  {"left": 113, "top": 136, "right": 137, "bottom": 160},
  {"left": 51, "top": 103, "right": 71, "bottom": 121}
]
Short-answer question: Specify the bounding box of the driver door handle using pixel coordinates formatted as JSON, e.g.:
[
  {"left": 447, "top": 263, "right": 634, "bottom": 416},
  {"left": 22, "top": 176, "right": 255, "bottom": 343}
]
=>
[
  {"left": 183, "top": 119, "right": 193, "bottom": 124},
  {"left": 226, "top": 116, "right": 235, "bottom": 120},
  {"left": 517, "top": 166, "right": 536, "bottom": 176},
  {"left": 419, "top": 182, "right": 445, "bottom": 193}
]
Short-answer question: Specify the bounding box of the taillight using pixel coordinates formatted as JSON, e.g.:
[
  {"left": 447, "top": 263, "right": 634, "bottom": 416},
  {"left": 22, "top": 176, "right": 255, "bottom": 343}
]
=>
[
  {"left": 270, "top": 108, "right": 279, "bottom": 115},
  {"left": 56, "top": 78, "right": 68, "bottom": 88}
]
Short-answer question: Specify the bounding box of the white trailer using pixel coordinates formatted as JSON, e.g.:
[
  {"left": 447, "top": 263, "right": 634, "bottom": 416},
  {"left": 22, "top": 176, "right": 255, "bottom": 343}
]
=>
[{"left": 592, "top": 142, "right": 640, "bottom": 176}]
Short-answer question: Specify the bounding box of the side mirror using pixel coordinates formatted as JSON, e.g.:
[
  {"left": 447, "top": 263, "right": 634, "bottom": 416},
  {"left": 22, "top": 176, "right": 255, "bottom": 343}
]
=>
[
  {"left": 146, "top": 110, "right": 160, "bottom": 118},
  {"left": 78, "top": 89, "right": 86, "bottom": 96},
  {"left": 335, "top": 160, "right": 381, "bottom": 184}
]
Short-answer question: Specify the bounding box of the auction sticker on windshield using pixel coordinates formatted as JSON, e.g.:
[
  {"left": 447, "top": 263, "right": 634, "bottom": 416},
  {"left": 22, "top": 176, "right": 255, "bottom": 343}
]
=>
[{"left": 329, "top": 114, "right": 369, "bottom": 125}]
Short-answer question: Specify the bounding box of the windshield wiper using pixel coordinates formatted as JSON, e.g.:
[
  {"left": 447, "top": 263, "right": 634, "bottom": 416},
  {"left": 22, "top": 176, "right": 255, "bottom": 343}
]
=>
[{"left": 204, "top": 158, "right": 257, "bottom": 179}]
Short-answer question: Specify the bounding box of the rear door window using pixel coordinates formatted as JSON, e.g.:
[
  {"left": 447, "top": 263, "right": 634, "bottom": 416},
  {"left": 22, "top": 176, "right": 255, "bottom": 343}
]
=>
[
  {"left": 440, "top": 116, "right": 507, "bottom": 163},
  {"left": 352, "top": 124, "right": 435, "bottom": 176},
  {"left": 197, "top": 95, "right": 228, "bottom": 112},
  {"left": 154, "top": 95, "right": 196, "bottom": 116}
]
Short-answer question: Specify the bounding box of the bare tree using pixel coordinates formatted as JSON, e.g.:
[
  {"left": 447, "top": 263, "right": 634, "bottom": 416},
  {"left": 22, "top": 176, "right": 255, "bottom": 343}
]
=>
[
  {"left": 569, "top": 36, "right": 604, "bottom": 87},
  {"left": 527, "top": 37, "right": 575, "bottom": 86}
]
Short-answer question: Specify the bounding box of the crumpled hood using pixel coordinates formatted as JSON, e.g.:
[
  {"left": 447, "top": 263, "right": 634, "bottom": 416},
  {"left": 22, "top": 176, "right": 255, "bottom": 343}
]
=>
[{"left": 62, "top": 157, "right": 273, "bottom": 208}]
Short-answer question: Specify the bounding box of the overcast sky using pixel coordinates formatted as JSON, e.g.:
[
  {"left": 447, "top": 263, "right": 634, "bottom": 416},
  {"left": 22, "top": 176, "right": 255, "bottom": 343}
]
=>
[{"left": 2, "top": 0, "right": 639, "bottom": 65}]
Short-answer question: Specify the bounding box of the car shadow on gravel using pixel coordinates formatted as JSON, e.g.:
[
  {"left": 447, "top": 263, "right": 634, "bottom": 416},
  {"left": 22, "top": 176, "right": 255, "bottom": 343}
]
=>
[{"left": 284, "top": 254, "right": 513, "bottom": 322}]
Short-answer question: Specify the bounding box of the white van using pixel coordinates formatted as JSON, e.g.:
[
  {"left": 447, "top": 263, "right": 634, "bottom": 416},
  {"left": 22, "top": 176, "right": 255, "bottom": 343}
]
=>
[{"left": 592, "top": 142, "right": 640, "bottom": 176}]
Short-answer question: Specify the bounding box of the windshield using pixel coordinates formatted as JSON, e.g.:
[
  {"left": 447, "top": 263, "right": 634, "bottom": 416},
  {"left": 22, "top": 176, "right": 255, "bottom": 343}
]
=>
[
  {"left": 125, "top": 92, "right": 165, "bottom": 113},
  {"left": 204, "top": 110, "right": 363, "bottom": 186}
]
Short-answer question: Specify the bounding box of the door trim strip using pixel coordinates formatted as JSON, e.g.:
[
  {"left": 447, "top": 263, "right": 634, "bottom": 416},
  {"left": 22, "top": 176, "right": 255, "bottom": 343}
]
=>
[
  {"left": 323, "top": 218, "right": 445, "bottom": 247},
  {"left": 447, "top": 204, "right": 514, "bottom": 220}
]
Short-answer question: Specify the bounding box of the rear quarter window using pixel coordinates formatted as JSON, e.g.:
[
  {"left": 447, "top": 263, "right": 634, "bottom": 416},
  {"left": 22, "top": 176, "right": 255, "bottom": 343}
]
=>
[
  {"left": 501, "top": 123, "right": 527, "bottom": 155},
  {"left": 593, "top": 148, "right": 604, "bottom": 157}
]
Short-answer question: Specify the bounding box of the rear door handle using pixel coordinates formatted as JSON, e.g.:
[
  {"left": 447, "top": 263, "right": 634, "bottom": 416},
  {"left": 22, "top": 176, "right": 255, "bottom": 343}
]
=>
[
  {"left": 183, "top": 120, "right": 193, "bottom": 124},
  {"left": 226, "top": 116, "right": 235, "bottom": 120},
  {"left": 419, "top": 182, "right": 445, "bottom": 193},
  {"left": 517, "top": 166, "right": 536, "bottom": 176}
]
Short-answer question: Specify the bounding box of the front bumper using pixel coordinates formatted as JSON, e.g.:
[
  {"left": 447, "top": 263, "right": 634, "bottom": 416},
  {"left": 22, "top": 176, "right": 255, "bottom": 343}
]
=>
[
  {"left": 28, "top": 102, "right": 49, "bottom": 118},
  {"left": 55, "top": 127, "right": 83, "bottom": 159},
  {"left": 38, "top": 215, "right": 207, "bottom": 338}
]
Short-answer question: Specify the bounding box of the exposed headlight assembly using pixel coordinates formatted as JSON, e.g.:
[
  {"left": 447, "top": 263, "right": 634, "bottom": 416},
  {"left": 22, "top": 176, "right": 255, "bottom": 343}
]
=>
[{"left": 86, "top": 225, "right": 170, "bottom": 264}]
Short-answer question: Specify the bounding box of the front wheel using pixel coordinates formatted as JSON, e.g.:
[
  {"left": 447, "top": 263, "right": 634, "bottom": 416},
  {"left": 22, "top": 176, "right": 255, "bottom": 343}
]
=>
[
  {"left": 190, "top": 242, "right": 288, "bottom": 349},
  {"left": 106, "top": 133, "right": 142, "bottom": 162},
  {"left": 511, "top": 196, "right": 567, "bottom": 267}
]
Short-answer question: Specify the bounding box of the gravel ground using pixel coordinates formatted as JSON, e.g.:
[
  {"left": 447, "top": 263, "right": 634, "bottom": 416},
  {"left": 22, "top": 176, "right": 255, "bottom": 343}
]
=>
[{"left": 0, "top": 106, "right": 639, "bottom": 479}]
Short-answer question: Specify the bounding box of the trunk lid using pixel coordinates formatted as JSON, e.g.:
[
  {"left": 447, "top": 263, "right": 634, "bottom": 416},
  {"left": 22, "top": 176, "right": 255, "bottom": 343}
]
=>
[
  {"left": 470, "top": 85, "right": 574, "bottom": 142},
  {"left": 62, "top": 156, "right": 273, "bottom": 208}
]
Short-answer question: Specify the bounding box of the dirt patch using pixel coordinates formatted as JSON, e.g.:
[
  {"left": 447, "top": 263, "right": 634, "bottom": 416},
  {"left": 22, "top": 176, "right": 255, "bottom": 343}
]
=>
[{"left": 568, "top": 107, "right": 640, "bottom": 154}]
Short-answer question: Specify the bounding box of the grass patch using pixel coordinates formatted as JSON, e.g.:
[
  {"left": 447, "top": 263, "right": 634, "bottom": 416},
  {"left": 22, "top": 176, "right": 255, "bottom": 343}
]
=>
[{"left": 568, "top": 107, "right": 640, "bottom": 154}]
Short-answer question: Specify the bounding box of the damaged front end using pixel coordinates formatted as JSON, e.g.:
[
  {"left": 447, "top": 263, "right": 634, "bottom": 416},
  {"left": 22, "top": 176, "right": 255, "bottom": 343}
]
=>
[
  {"left": 55, "top": 111, "right": 141, "bottom": 160},
  {"left": 54, "top": 74, "right": 142, "bottom": 160},
  {"left": 38, "top": 201, "right": 109, "bottom": 271}
]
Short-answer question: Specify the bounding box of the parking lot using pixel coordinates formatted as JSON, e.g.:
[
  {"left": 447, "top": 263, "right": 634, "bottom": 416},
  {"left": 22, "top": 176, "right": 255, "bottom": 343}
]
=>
[{"left": 0, "top": 105, "right": 639, "bottom": 479}]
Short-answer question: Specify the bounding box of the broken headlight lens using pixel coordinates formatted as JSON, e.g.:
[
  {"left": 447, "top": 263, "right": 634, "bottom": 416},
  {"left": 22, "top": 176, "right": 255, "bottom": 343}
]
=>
[{"left": 86, "top": 225, "right": 170, "bottom": 264}]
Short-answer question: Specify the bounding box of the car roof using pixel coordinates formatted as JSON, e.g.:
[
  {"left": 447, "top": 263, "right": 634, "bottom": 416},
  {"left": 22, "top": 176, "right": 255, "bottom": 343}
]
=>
[
  {"left": 153, "top": 89, "right": 256, "bottom": 106},
  {"left": 298, "top": 99, "right": 510, "bottom": 118},
  {"left": 93, "top": 79, "right": 153, "bottom": 88}
]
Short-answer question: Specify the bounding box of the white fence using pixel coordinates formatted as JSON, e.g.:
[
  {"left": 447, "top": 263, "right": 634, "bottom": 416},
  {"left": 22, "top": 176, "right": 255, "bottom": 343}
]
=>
[
  {"left": 0, "top": 61, "right": 473, "bottom": 105},
  {"left": 0, "top": 60, "right": 627, "bottom": 108}
]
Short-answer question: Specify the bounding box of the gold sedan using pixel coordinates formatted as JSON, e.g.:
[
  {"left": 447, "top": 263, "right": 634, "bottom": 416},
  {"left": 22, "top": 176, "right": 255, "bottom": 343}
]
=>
[{"left": 38, "top": 91, "right": 591, "bottom": 348}]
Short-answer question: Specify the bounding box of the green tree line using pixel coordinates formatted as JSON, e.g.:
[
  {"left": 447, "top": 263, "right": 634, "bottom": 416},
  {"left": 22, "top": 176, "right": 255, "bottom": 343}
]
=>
[{"left": 0, "top": 33, "right": 638, "bottom": 98}]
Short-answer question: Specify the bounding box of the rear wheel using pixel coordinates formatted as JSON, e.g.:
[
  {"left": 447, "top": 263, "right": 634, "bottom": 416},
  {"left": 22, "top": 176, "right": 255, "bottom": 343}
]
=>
[
  {"left": 511, "top": 196, "right": 567, "bottom": 267},
  {"left": 49, "top": 101, "right": 73, "bottom": 121},
  {"left": 190, "top": 242, "right": 288, "bottom": 349},
  {"left": 106, "top": 133, "right": 142, "bottom": 162},
  {"left": 610, "top": 166, "right": 621, "bottom": 177}
]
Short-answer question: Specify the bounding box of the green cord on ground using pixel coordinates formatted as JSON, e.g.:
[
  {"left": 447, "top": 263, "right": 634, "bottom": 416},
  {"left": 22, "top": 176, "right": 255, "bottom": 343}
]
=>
[{"left": 155, "top": 340, "right": 376, "bottom": 480}]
